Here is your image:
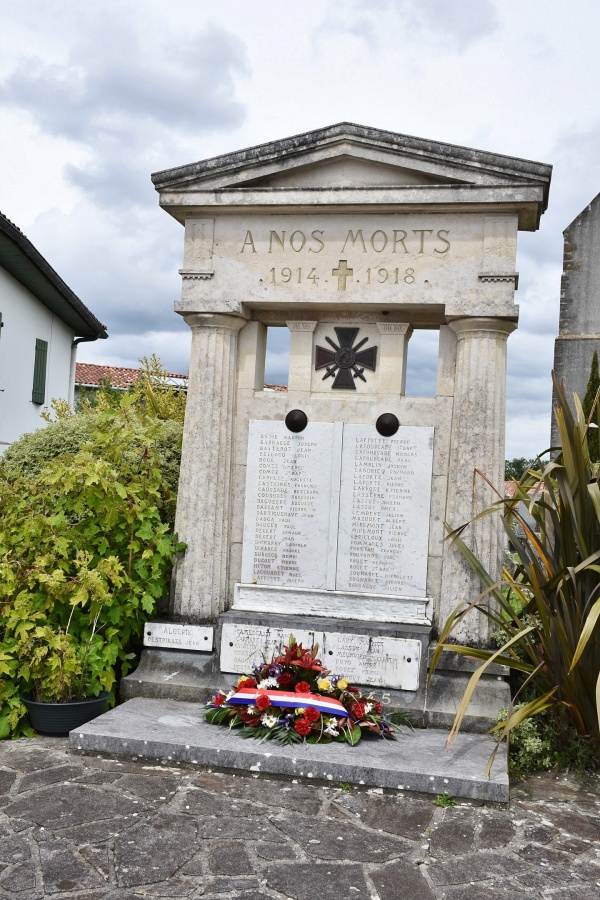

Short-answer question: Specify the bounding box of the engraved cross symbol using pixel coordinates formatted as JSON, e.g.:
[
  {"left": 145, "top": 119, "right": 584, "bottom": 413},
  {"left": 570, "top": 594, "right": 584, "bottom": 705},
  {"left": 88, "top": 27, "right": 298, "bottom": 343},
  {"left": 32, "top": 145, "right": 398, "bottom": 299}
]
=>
[{"left": 332, "top": 259, "right": 353, "bottom": 291}]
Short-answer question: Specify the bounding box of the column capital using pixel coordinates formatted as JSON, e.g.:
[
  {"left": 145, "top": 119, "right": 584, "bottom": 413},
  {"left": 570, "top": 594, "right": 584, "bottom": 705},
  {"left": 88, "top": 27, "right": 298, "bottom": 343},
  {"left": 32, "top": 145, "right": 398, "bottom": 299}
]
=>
[
  {"left": 182, "top": 312, "right": 247, "bottom": 333},
  {"left": 448, "top": 317, "right": 517, "bottom": 339}
]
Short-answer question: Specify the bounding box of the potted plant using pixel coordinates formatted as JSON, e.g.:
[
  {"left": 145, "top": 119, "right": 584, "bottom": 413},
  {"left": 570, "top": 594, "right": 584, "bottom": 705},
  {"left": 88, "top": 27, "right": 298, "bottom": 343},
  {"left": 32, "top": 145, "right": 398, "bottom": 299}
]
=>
[{"left": 20, "top": 608, "right": 110, "bottom": 736}]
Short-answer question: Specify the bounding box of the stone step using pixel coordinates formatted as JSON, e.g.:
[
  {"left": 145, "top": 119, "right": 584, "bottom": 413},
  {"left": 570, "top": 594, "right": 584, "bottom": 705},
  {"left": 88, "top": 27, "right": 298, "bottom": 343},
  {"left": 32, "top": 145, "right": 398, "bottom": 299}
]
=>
[{"left": 69, "top": 697, "right": 509, "bottom": 804}]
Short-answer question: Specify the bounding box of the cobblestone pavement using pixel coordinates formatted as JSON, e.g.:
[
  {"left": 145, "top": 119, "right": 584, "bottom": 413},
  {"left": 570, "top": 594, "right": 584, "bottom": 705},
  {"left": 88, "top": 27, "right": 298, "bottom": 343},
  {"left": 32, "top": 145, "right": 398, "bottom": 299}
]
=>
[{"left": 0, "top": 738, "right": 598, "bottom": 899}]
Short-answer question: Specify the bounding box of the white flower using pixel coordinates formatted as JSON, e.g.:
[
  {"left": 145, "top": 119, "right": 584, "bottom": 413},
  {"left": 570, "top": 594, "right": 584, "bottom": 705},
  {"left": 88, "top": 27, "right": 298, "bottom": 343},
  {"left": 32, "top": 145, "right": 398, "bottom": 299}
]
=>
[
  {"left": 247, "top": 705, "right": 259, "bottom": 715},
  {"left": 225, "top": 690, "right": 236, "bottom": 701},
  {"left": 261, "top": 713, "right": 279, "bottom": 728},
  {"left": 364, "top": 702, "right": 373, "bottom": 714},
  {"left": 324, "top": 717, "right": 340, "bottom": 737},
  {"left": 259, "top": 676, "right": 279, "bottom": 689}
]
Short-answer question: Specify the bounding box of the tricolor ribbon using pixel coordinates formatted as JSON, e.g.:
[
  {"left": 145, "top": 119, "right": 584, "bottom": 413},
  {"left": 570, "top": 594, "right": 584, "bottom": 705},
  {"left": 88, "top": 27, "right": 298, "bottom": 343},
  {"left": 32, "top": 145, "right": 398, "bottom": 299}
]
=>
[{"left": 227, "top": 689, "right": 350, "bottom": 717}]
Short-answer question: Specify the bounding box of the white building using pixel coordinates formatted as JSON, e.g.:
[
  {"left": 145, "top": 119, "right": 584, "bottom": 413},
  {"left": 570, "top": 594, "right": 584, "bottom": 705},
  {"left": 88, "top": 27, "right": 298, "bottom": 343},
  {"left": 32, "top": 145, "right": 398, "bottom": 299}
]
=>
[{"left": 0, "top": 211, "right": 107, "bottom": 450}]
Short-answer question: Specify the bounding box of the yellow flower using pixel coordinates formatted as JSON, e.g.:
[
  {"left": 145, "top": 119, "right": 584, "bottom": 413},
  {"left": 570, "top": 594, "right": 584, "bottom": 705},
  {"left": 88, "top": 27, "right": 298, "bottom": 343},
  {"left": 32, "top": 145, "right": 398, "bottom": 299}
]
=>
[
  {"left": 295, "top": 707, "right": 306, "bottom": 716},
  {"left": 237, "top": 675, "right": 246, "bottom": 684},
  {"left": 317, "top": 678, "right": 331, "bottom": 692},
  {"left": 337, "top": 678, "right": 348, "bottom": 690}
]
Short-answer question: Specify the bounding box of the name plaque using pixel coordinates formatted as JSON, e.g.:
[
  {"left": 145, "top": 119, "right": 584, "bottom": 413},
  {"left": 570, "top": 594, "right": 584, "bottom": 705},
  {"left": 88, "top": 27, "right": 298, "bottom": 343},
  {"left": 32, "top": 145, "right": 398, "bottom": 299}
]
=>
[
  {"left": 240, "top": 420, "right": 434, "bottom": 599},
  {"left": 220, "top": 622, "right": 421, "bottom": 691},
  {"left": 143, "top": 622, "right": 214, "bottom": 651},
  {"left": 241, "top": 421, "right": 342, "bottom": 590}
]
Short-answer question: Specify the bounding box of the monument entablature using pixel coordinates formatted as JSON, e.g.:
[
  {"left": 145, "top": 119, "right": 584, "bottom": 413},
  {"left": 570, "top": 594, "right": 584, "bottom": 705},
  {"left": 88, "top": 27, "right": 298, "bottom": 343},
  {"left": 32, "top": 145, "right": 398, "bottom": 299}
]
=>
[{"left": 123, "top": 124, "right": 551, "bottom": 729}]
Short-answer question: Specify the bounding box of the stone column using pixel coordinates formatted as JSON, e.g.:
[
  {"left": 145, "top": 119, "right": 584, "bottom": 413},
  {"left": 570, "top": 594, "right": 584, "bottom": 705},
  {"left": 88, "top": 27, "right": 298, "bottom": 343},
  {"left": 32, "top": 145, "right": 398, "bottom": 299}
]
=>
[
  {"left": 440, "top": 317, "right": 517, "bottom": 645},
  {"left": 376, "top": 322, "right": 412, "bottom": 394},
  {"left": 170, "top": 312, "right": 246, "bottom": 622}
]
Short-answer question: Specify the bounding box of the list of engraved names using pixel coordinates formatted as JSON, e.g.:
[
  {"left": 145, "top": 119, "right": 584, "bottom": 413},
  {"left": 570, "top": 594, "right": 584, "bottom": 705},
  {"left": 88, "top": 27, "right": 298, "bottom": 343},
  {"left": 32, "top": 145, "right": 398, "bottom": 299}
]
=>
[
  {"left": 240, "top": 422, "right": 339, "bottom": 590},
  {"left": 336, "top": 425, "right": 434, "bottom": 597}
]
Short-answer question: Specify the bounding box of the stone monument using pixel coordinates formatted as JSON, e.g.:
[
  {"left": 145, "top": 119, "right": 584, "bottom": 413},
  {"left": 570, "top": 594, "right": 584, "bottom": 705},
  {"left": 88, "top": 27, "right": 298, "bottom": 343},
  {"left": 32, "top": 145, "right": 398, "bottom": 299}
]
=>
[
  {"left": 552, "top": 190, "right": 600, "bottom": 447},
  {"left": 122, "top": 123, "right": 551, "bottom": 729}
]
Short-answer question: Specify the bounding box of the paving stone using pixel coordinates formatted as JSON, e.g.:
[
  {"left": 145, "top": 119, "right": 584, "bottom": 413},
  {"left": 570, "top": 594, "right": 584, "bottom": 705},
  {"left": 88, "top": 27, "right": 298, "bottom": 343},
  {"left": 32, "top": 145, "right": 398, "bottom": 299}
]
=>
[
  {"left": 371, "top": 858, "right": 436, "bottom": 898},
  {"left": 553, "top": 835, "right": 591, "bottom": 854},
  {"left": 80, "top": 844, "right": 111, "bottom": 880},
  {"left": 0, "top": 773, "right": 16, "bottom": 797},
  {"left": 428, "top": 849, "right": 529, "bottom": 885},
  {"left": 114, "top": 814, "right": 198, "bottom": 887},
  {"left": 134, "top": 879, "right": 198, "bottom": 896},
  {"left": 540, "top": 809, "right": 600, "bottom": 841},
  {"left": 58, "top": 818, "right": 137, "bottom": 843},
  {"left": 39, "top": 839, "right": 103, "bottom": 892},
  {"left": 4, "top": 783, "right": 145, "bottom": 829},
  {"left": 179, "top": 852, "right": 204, "bottom": 876},
  {"left": 193, "top": 773, "right": 324, "bottom": 815},
  {"left": 0, "top": 859, "right": 37, "bottom": 892},
  {"left": 571, "top": 858, "right": 600, "bottom": 882},
  {"left": 516, "top": 841, "right": 579, "bottom": 880},
  {"left": 441, "top": 885, "right": 529, "bottom": 900},
  {"left": 256, "top": 840, "right": 298, "bottom": 861},
  {"left": 179, "top": 788, "right": 264, "bottom": 819},
  {"left": 114, "top": 774, "right": 179, "bottom": 803},
  {"left": 478, "top": 812, "right": 516, "bottom": 848},
  {"left": 266, "top": 862, "right": 370, "bottom": 899},
  {"left": 542, "top": 888, "right": 600, "bottom": 899},
  {"left": 205, "top": 876, "right": 261, "bottom": 893},
  {"left": 271, "top": 813, "right": 408, "bottom": 861},
  {"left": 207, "top": 840, "right": 253, "bottom": 876},
  {"left": 333, "top": 793, "right": 433, "bottom": 838},
  {"left": 429, "top": 808, "right": 478, "bottom": 855},
  {"left": 2, "top": 747, "right": 64, "bottom": 773},
  {"left": 197, "top": 816, "right": 286, "bottom": 842},
  {"left": 17, "top": 764, "right": 85, "bottom": 793},
  {"left": 0, "top": 836, "right": 30, "bottom": 865},
  {"left": 72, "top": 770, "right": 123, "bottom": 785},
  {"left": 521, "top": 822, "right": 556, "bottom": 844}
]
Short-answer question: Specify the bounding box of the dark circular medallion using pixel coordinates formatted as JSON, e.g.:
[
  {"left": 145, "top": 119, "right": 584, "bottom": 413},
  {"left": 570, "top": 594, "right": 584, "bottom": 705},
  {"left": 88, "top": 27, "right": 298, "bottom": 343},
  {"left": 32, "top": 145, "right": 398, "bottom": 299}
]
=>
[
  {"left": 285, "top": 409, "right": 308, "bottom": 433},
  {"left": 335, "top": 347, "right": 356, "bottom": 368},
  {"left": 376, "top": 413, "right": 400, "bottom": 437}
]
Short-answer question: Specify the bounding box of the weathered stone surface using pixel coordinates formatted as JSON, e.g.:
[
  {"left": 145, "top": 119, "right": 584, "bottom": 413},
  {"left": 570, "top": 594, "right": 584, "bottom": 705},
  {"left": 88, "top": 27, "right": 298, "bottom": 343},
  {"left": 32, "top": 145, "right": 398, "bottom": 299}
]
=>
[
  {"left": 428, "top": 849, "right": 528, "bottom": 885},
  {"left": 371, "top": 859, "right": 436, "bottom": 899},
  {"left": 17, "top": 763, "right": 85, "bottom": 793},
  {"left": 180, "top": 787, "right": 263, "bottom": 818},
  {"left": 139, "top": 879, "right": 198, "bottom": 896},
  {"left": 39, "top": 839, "right": 102, "bottom": 892},
  {"left": 256, "top": 840, "right": 298, "bottom": 861},
  {"left": 207, "top": 840, "right": 252, "bottom": 876},
  {"left": 540, "top": 809, "right": 600, "bottom": 841},
  {"left": 429, "top": 808, "right": 478, "bottom": 855},
  {"left": 80, "top": 844, "right": 110, "bottom": 880},
  {"left": 113, "top": 773, "right": 179, "bottom": 802},
  {"left": 4, "top": 783, "right": 144, "bottom": 829},
  {"left": 334, "top": 793, "right": 434, "bottom": 837},
  {"left": 0, "top": 859, "right": 37, "bottom": 892},
  {"left": 193, "top": 772, "right": 323, "bottom": 815},
  {"left": 271, "top": 813, "right": 408, "bottom": 860},
  {"left": 2, "top": 747, "right": 63, "bottom": 772},
  {"left": 197, "top": 816, "right": 285, "bottom": 842},
  {"left": 478, "top": 811, "right": 516, "bottom": 848},
  {"left": 0, "top": 836, "right": 30, "bottom": 865},
  {"left": 205, "top": 876, "right": 260, "bottom": 893},
  {"left": 0, "top": 772, "right": 16, "bottom": 796},
  {"left": 114, "top": 814, "right": 197, "bottom": 887},
  {"left": 266, "top": 862, "right": 371, "bottom": 900}
]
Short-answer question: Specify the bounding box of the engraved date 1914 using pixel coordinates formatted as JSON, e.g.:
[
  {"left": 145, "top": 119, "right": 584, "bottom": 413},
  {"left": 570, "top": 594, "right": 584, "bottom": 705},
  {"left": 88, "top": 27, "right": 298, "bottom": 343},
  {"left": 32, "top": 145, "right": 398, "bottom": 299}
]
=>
[{"left": 267, "top": 266, "right": 416, "bottom": 287}]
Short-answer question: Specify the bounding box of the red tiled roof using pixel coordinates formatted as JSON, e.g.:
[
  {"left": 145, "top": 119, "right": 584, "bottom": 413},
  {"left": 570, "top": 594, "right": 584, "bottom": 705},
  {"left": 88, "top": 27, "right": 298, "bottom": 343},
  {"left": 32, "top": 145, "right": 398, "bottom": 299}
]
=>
[
  {"left": 75, "top": 362, "right": 187, "bottom": 388},
  {"left": 505, "top": 480, "right": 541, "bottom": 498}
]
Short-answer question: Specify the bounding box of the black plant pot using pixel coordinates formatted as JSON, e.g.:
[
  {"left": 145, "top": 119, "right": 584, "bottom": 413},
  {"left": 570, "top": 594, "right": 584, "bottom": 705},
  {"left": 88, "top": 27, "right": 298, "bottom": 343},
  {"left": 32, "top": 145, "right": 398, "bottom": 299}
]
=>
[{"left": 20, "top": 691, "right": 110, "bottom": 737}]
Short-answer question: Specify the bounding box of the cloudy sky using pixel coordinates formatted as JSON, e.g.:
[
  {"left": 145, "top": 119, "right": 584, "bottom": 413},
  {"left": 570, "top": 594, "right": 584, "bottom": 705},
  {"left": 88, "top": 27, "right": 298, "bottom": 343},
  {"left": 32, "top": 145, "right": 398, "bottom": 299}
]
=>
[{"left": 1, "top": 0, "right": 600, "bottom": 459}]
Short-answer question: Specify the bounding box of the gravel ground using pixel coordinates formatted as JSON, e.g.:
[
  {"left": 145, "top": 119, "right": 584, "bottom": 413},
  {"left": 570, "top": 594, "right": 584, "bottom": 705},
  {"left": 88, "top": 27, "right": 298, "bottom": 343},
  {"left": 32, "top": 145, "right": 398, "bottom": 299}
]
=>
[{"left": 0, "top": 737, "right": 598, "bottom": 899}]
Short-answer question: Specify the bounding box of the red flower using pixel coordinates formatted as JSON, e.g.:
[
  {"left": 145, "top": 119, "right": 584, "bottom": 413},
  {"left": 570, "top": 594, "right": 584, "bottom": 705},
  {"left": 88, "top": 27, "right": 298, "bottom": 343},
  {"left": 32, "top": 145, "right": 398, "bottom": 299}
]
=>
[
  {"left": 213, "top": 693, "right": 225, "bottom": 706},
  {"left": 347, "top": 686, "right": 360, "bottom": 695},
  {"left": 294, "top": 717, "right": 312, "bottom": 736},
  {"left": 238, "top": 678, "right": 257, "bottom": 690},
  {"left": 375, "top": 701, "right": 382, "bottom": 714},
  {"left": 256, "top": 692, "right": 271, "bottom": 711},
  {"left": 304, "top": 706, "right": 320, "bottom": 724},
  {"left": 352, "top": 702, "right": 367, "bottom": 720},
  {"left": 295, "top": 681, "right": 311, "bottom": 694},
  {"left": 278, "top": 672, "right": 293, "bottom": 687}
]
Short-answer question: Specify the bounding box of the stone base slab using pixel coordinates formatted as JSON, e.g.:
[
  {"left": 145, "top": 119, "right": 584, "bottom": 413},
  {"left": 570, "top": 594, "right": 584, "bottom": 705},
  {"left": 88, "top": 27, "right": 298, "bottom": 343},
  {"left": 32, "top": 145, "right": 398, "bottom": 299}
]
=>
[{"left": 69, "top": 697, "right": 509, "bottom": 803}]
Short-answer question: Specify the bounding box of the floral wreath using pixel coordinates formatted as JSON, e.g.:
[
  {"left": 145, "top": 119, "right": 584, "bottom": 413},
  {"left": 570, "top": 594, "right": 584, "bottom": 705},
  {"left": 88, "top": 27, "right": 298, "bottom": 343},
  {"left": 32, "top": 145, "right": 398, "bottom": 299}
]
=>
[{"left": 205, "top": 634, "right": 411, "bottom": 746}]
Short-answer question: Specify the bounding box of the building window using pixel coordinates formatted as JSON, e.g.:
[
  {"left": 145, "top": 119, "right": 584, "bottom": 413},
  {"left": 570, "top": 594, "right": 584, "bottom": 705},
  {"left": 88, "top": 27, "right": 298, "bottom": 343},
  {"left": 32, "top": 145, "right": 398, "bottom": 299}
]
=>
[{"left": 32, "top": 338, "right": 48, "bottom": 404}]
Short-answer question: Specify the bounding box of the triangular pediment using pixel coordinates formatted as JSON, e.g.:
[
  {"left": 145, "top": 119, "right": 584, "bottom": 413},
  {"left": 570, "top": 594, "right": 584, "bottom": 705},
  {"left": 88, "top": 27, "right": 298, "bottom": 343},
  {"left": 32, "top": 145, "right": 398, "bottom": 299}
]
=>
[{"left": 152, "top": 123, "right": 552, "bottom": 201}]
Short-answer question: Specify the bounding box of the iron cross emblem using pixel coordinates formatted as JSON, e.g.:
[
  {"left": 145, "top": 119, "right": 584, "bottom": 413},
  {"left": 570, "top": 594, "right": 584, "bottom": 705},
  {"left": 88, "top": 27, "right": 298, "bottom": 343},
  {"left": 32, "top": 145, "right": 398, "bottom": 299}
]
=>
[{"left": 315, "top": 327, "right": 377, "bottom": 390}]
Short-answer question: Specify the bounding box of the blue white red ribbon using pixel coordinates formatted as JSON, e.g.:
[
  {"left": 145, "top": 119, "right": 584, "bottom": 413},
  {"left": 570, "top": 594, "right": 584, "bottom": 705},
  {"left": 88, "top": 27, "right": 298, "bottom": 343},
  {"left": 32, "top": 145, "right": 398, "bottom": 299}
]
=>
[{"left": 228, "top": 689, "right": 350, "bottom": 717}]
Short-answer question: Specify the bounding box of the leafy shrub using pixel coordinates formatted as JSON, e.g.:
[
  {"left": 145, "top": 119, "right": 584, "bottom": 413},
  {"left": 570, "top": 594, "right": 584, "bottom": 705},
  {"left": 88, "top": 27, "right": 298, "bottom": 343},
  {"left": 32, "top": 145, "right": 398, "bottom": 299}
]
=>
[
  {"left": 0, "top": 398, "right": 184, "bottom": 738},
  {"left": 431, "top": 376, "right": 600, "bottom": 773}
]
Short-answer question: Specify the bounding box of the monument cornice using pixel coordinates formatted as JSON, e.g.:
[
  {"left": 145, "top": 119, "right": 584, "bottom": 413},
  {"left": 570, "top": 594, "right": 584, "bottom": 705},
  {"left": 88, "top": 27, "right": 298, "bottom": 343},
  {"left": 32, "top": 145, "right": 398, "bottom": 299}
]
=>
[{"left": 159, "top": 185, "right": 545, "bottom": 231}]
